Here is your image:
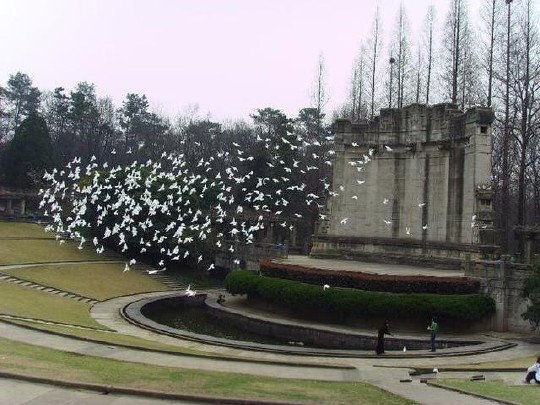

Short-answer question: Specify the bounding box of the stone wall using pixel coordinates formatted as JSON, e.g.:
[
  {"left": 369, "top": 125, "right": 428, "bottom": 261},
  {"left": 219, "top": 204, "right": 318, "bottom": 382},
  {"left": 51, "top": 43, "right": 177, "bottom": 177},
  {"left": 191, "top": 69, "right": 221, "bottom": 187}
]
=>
[
  {"left": 464, "top": 259, "right": 534, "bottom": 332},
  {"left": 312, "top": 103, "right": 495, "bottom": 267}
]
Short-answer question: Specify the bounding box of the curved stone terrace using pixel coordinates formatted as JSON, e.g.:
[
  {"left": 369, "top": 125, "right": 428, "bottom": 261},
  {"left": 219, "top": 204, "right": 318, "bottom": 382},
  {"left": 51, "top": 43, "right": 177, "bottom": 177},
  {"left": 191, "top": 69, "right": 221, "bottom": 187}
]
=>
[{"left": 122, "top": 291, "right": 513, "bottom": 359}]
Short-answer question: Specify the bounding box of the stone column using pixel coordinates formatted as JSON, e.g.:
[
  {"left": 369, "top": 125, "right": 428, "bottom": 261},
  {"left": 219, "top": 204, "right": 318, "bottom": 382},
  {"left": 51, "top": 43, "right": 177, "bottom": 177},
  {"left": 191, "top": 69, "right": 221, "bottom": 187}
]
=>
[
  {"left": 5, "top": 199, "right": 12, "bottom": 215},
  {"left": 19, "top": 198, "right": 26, "bottom": 216},
  {"left": 492, "top": 256, "right": 510, "bottom": 332},
  {"left": 290, "top": 226, "right": 297, "bottom": 248}
]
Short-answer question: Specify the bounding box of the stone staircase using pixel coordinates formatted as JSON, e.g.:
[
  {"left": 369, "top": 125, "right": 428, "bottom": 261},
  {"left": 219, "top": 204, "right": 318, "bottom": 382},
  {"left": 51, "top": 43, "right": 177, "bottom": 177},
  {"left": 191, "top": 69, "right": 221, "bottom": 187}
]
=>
[
  {"left": 0, "top": 273, "right": 99, "bottom": 305},
  {"left": 145, "top": 272, "right": 186, "bottom": 291}
]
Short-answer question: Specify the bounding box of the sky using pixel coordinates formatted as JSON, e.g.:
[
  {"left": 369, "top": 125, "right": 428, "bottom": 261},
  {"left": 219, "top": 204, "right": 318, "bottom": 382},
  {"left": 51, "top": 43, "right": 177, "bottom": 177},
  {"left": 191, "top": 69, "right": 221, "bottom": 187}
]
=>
[{"left": 1, "top": 0, "right": 492, "bottom": 122}]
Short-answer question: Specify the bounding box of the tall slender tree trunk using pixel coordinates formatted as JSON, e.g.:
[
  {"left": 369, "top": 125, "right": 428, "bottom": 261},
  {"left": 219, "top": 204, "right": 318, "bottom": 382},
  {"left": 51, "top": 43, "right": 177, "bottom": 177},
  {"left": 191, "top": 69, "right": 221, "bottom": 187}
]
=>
[
  {"left": 501, "top": 0, "right": 513, "bottom": 250},
  {"left": 426, "top": 5, "right": 435, "bottom": 104},
  {"left": 517, "top": 0, "right": 531, "bottom": 254},
  {"left": 452, "top": 0, "right": 462, "bottom": 105},
  {"left": 370, "top": 6, "right": 380, "bottom": 120},
  {"left": 426, "top": 10, "right": 433, "bottom": 104},
  {"left": 351, "top": 67, "right": 358, "bottom": 120},
  {"left": 416, "top": 49, "right": 421, "bottom": 103},
  {"left": 487, "top": 0, "right": 496, "bottom": 107},
  {"left": 397, "top": 8, "right": 403, "bottom": 109}
]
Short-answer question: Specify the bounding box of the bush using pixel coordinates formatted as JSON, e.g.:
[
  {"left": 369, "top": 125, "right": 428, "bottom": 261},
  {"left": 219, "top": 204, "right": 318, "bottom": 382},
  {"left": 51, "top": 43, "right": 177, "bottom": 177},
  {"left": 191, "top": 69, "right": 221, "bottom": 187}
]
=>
[
  {"left": 225, "top": 271, "right": 495, "bottom": 321},
  {"left": 259, "top": 259, "right": 479, "bottom": 294},
  {"left": 521, "top": 262, "right": 540, "bottom": 329}
]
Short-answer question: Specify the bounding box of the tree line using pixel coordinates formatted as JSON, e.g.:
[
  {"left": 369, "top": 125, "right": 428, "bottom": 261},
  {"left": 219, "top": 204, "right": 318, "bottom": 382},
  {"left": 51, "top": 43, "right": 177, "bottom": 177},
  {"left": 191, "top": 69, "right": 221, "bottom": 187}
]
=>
[
  {"left": 1, "top": 0, "right": 539, "bottom": 254},
  {"left": 0, "top": 73, "right": 331, "bottom": 253}
]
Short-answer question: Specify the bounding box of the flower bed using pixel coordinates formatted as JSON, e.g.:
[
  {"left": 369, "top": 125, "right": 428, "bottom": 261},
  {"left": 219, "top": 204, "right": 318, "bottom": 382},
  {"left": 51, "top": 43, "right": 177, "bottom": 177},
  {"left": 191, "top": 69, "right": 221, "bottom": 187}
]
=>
[
  {"left": 259, "top": 259, "right": 479, "bottom": 294},
  {"left": 225, "top": 270, "right": 495, "bottom": 321}
]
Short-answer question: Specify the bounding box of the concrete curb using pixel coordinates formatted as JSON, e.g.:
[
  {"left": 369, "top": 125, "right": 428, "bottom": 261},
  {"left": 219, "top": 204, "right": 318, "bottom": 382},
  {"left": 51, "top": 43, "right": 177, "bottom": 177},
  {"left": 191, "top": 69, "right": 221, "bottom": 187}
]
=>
[
  {"left": 0, "top": 370, "right": 309, "bottom": 405},
  {"left": 426, "top": 381, "right": 522, "bottom": 405},
  {"left": 374, "top": 365, "right": 523, "bottom": 374}
]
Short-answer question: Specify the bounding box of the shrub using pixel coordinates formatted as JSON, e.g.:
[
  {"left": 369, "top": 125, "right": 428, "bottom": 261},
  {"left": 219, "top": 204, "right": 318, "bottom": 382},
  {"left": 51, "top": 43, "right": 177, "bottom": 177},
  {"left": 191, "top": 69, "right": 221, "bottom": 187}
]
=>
[
  {"left": 259, "top": 259, "right": 479, "bottom": 294},
  {"left": 225, "top": 271, "right": 495, "bottom": 321},
  {"left": 521, "top": 262, "right": 540, "bottom": 329}
]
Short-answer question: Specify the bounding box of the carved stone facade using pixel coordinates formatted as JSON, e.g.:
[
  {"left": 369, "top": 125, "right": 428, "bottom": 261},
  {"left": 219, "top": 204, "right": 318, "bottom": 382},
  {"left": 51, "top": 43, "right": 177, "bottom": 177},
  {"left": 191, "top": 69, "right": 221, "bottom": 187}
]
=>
[{"left": 311, "top": 103, "right": 496, "bottom": 268}]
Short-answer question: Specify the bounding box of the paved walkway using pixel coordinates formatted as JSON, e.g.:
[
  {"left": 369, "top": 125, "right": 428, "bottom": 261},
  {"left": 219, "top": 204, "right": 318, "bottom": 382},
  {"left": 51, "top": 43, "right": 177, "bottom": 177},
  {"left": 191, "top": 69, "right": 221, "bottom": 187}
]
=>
[{"left": 0, "top": 378, "right": 200, "bottom": 405}]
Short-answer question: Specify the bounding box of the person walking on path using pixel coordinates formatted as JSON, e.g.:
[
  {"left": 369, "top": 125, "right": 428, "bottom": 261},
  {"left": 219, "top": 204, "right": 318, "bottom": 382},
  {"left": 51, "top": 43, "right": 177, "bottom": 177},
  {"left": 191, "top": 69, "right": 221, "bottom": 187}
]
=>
[
  {"left": 375, "top": 321, "right": 392, "bottom": 355},
  {"left": 427, "top": 317, "right": 438, "bottom": 352},
  {"left": 524, "top": 356, "right": 540, "bottom": 384}
]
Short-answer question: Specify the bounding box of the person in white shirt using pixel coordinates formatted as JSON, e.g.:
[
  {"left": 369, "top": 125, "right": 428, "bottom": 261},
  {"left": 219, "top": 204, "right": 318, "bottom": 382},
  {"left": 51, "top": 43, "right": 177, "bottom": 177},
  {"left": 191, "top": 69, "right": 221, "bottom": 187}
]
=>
[{"left": 524, "top": 356, "right": 540, "bottom": 384}]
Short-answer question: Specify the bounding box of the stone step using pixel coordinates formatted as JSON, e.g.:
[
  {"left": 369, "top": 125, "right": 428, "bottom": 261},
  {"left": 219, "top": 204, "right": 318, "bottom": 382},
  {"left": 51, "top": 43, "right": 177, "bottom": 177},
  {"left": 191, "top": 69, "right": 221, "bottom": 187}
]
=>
[{"left": 0, "top": 273, "right": 100, "bottom": 303}]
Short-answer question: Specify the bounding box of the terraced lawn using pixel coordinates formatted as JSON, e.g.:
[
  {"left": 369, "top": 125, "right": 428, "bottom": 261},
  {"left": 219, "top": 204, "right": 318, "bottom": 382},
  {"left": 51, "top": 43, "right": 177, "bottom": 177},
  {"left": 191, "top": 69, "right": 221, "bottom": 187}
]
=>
[
  {"left": 435, "top": 379, "right": 539, "bottom": 405},
  {"left": 0, "top": 221, "right": 54, "bottom": 238},
  {"left": 0, "top": 281, "right": 105, "bottom": 329},
  {"left": 0, "top": 239, "right": 121, "bottom": 265},
  {"left": 0, "top": 336, "right": 413, "bottom": 405},
  {"left": 2, "top": 262, "right": 168, "bottom": 300}
]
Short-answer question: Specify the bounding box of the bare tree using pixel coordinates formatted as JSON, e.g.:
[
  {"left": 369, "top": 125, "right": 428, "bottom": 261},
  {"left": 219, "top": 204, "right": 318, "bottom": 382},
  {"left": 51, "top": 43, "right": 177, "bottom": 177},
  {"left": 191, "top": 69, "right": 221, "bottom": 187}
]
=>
[
  {"left": 414, "top": 46, "right": 422, "bottom": 103},
  {"left": 350, "top": 47, "right": 368, "bottom": 121},
  {"left": 423, "top": 5, "right": 436, "bottom": 104},
  {"left": 440, "top": 0, "right": 480, "bottom": 109},
  {"left": 500, "top": 0, "right": 514, "bottom": 250},
  {"left": 311, "top": 53, "right": 328, "bottom": 140},
  {"left": 512, "top": 0, "right": 540, "bottom": 239},
  {"left": 392, "top": 3, "right": 411, "bottom": 109},
  {"left": 441, "top": 0, "right": 465, "bottom": 105},
  {"left": 480, "top": 0, "right": 500, "bottom": 107},
  {"left": 366, "top": 5, "right": 382, "bottom": 119}
]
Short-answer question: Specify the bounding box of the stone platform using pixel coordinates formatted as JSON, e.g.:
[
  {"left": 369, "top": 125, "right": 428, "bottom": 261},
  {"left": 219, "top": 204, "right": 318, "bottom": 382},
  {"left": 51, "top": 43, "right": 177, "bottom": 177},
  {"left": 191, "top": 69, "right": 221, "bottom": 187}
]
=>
[{"left": 277, "top": 254, "right": 465, "bottom": 277}]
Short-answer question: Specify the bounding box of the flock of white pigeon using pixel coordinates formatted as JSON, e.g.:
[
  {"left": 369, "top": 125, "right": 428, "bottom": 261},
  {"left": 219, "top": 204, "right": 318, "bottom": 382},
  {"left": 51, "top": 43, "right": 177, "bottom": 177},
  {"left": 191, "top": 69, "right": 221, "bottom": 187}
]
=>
[
  {"left": 38, "top": 132, "right": 478, "bottom": 297},
  {"left": 39, "top": 133, "right": 336, "bottom": 282}
]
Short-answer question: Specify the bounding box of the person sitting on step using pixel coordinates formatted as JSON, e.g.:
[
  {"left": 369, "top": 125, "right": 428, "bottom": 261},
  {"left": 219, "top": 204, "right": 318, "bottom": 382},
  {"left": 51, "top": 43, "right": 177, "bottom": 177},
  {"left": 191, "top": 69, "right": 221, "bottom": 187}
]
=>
[{"left": 524, "top": 356, "right": 540, "bottom": 384}]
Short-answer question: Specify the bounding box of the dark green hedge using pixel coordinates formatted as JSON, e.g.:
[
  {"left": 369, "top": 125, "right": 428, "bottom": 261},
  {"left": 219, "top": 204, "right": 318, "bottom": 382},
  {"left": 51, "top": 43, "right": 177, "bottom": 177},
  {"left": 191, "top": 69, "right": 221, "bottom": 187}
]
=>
[
  {"left": 225, "top": 271, "right": 495, "bottom": 321},
  {"left": 259, "top": 259, "right": 480, "bottom": 294}
]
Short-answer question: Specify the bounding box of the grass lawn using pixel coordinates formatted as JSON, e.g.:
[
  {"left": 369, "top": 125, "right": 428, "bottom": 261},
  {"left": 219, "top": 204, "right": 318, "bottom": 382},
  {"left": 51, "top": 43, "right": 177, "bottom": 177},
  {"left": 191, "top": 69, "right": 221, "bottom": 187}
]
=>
[
  {"left": 0, "top": 337, "right": 412, "bottom": 405},
  {"left": 0, "top": 221, "right": 54, "bottom": 238},
  {"left": 407, "top": 356, "right": 537, "bottom": 371},
  {"left": 2, "top": 262, "right": 169, "bottom": 300},
  {"left": 0, "top": 281, "right": 105, "bottom": 329},
  {"left": 435, "top": 379, "right": 539, "bottom": 405},
  {"left": 0, "top": 239, "right": 120, "bottom": 265}
]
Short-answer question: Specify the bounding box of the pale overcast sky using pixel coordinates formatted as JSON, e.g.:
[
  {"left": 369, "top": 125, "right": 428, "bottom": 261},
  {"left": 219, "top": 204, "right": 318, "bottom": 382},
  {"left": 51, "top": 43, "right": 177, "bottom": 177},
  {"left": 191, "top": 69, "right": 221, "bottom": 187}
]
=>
[{"left": 1, "top": 0, "right": 496, "bottom": 121}]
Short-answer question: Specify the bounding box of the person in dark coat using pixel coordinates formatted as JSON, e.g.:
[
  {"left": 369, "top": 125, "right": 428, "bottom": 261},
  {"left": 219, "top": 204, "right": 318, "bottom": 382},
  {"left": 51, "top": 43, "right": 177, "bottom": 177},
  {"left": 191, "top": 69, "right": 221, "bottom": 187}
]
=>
[{"left": 375, "top": 321, "right": 392, "bottom": 355}]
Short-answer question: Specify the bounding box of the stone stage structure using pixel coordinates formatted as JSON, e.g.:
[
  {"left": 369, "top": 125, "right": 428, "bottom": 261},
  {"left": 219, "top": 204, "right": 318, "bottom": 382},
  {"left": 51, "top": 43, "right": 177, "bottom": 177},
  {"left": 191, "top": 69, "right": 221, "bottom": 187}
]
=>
[
  {"left": 0, "top": 187, "right": 35, "bottom": 217},
  {"left": 312, "top": 103, "right": 496, "bottom": 268}
]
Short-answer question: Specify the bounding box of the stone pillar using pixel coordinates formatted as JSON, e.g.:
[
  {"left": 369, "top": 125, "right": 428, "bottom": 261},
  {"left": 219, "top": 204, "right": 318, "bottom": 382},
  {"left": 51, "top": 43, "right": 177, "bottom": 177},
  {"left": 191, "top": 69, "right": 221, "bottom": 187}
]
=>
[
  {"left": 492, "top": 256, "right": 510, "bottom": 332},
  {"left": 290, "top": 226, "right": 297, "bottom": 248},
  {"left": 5, "top": 199, "right": 12, "bottom": 215},
  {"left": 463, "top": 254, "right": 471, "bottom": 275},
  {"left": 523, "top": 237, "right": 533, "bottom": 265},
  {"left": 19, "top": 198, "right": 26, "bottom": 216},
  {"left": 267, "top": 222, "right": 274, "bottom": 243}
]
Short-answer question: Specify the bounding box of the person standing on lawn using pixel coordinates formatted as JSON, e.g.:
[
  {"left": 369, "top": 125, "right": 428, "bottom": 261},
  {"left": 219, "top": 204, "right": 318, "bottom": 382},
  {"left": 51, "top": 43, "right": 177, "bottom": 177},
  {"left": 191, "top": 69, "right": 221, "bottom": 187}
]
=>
[
  {"left": 524, "top": 356, "right": 540, "bottom": 384},
  {"left": 427, "top": 316, "right": 438, "bottom": 352}
]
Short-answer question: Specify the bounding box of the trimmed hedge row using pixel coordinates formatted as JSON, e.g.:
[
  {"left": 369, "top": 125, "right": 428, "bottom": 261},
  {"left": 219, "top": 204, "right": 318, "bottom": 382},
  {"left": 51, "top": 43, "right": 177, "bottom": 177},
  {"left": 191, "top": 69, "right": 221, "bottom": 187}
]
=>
[
  {"left": 225, "top": 270, "right": 496, "bottom": 321},
  {"left": 259, "top": 259, "right": 480, "bottom": 294}
]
